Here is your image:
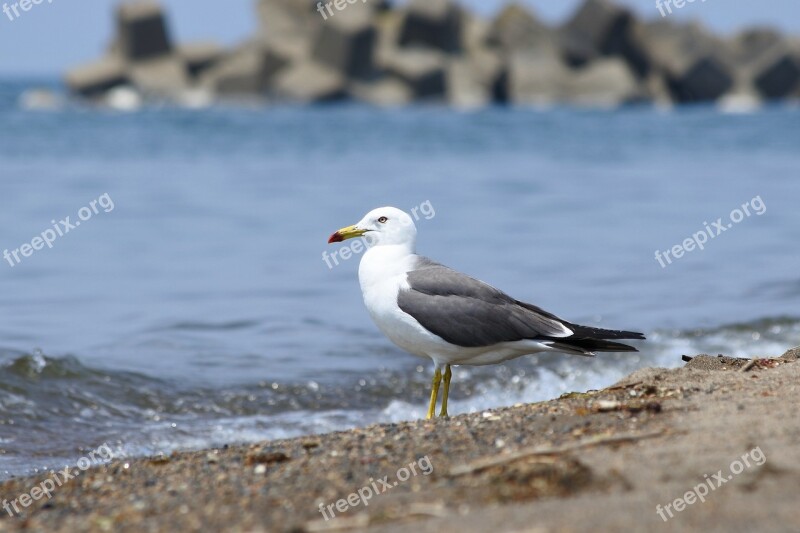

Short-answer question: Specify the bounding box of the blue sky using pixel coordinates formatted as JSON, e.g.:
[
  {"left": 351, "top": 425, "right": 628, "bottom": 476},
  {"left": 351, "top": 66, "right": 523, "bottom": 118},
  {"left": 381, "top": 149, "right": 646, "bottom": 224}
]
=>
[{"left": 0, "top": 0, "right": 798, "bottom": 76}]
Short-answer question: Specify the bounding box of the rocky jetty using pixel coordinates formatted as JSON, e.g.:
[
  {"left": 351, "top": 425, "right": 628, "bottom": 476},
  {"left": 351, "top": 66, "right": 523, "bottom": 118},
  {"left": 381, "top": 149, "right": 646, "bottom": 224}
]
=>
[{"left": 64, "top": 0, "right": 800, "bottom": 108}]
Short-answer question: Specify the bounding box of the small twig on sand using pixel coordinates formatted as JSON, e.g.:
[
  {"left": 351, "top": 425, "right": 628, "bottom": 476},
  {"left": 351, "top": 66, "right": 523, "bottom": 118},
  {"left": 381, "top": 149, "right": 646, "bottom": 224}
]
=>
[
  {"left": 303, "top": 503, "right": 448, "bottom": 531},
  {"left": 449, "top": 430, "right": 665, "bottom": 476},
  {"left": 407, "top": 503, "right": 449, "bottom": 518},
  {"left": 305, "top": 514, "right": 369, "bottom": 532},
  {"left": 603, "top": 381, "right": 642, "bottom": 391},
  {"left": 739, "top": 358, "right": 758, "bottom": 373}
]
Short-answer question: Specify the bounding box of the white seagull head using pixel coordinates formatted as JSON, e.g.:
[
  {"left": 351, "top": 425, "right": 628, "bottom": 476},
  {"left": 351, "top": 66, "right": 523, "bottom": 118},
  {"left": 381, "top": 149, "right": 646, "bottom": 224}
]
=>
[{"left": 328, "top": 206, "right": 417, "bottom": 249}]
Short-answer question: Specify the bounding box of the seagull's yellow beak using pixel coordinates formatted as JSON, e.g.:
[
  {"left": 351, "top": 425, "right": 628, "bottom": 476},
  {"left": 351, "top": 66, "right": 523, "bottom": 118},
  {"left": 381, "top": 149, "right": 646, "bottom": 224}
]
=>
[{"left": 328, "top": 224, "right": 367, "bottom": 244}]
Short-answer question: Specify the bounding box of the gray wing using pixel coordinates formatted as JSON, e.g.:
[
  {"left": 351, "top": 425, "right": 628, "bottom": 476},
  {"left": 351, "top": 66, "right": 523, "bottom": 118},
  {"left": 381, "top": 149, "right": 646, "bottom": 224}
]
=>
[{"left": 396, "top": 257, "right": 573, "bottom": 348}]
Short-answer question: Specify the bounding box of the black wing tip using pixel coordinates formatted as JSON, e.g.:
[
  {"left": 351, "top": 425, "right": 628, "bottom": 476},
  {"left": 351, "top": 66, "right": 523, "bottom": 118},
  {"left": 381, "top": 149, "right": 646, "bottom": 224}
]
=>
[
  {"left": 599, "top": 330, "right": 646, "bottom": 341},
  {"left": 546, "top": 338, "right": 640, "bottom": 355},
  {"left": 587, "top": 340, "right": 641, "bottom": 353},
  {"left": 549, "top": 336, "right": 643, "bottom": 354},
  {"left": 569, "top": 324, "right": 647, "bottom": 341},
  {"left": 617, "top": 344, "right": 640, "bottom": 352}
]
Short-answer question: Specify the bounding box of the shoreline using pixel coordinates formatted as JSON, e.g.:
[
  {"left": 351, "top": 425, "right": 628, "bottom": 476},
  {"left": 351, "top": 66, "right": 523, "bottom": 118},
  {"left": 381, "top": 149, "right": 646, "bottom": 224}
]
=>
[{"left": 1, "top": 348, "right": 798, "bottom": 532}]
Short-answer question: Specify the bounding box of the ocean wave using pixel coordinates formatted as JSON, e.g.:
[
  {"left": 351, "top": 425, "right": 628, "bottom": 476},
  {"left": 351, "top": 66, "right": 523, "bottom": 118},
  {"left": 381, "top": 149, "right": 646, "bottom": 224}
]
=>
[{"left": 1, "top": 316, "right": 797, "bottom": 479}]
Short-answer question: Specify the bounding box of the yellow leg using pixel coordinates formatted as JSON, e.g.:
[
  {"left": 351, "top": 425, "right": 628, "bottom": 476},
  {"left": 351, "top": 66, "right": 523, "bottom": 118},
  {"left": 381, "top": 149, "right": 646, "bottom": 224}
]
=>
[
  {"left": 439, "top": 365, "right": 452, "bottom": 418},
  {"left": 426, "top": 367, "right": 442, "bottom": 420}
]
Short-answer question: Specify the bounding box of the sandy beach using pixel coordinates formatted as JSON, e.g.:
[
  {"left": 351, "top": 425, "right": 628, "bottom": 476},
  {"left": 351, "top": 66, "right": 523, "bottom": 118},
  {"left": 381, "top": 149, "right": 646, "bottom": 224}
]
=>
[{"left": 1, "top": 348, "right": 798, "bottom": 532}]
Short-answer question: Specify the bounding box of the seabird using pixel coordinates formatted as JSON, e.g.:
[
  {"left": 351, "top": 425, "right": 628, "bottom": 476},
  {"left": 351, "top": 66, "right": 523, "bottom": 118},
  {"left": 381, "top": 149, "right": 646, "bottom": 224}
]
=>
[{"left": 328, "top": 207, "right": 645, "bottom": 419}]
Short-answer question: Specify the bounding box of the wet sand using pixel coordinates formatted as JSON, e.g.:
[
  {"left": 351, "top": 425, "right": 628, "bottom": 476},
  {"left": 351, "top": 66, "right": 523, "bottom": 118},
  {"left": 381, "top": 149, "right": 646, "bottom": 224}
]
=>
[{"left": 1, "top": 348, "right": 798, "bottom": 532}]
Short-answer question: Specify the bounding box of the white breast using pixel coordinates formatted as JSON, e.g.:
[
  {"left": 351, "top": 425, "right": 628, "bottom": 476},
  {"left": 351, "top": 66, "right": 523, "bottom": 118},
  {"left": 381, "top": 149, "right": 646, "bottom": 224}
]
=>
[{"left": 358, "top": 246, "right": 440, "bottom": 357}]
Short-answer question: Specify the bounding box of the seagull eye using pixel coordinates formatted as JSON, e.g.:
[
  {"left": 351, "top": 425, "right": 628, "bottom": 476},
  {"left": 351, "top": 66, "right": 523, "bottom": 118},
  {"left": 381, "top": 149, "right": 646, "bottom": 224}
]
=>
[{"left": 378, "top": 216, "right": 388, "bottom": 224}]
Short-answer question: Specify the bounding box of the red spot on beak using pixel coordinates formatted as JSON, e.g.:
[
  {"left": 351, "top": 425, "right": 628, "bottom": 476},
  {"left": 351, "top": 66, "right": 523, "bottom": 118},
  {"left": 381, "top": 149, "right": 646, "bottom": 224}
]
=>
[{"left": 328, "top": 232, "right": 343, "bottom": 243}]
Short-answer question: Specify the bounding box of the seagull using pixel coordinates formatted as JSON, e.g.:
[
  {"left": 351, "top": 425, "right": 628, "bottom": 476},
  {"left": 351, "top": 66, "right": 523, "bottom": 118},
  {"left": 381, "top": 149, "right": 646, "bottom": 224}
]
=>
[{"left": 328, "top": 207, "right": 645, "bottom": 419}]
